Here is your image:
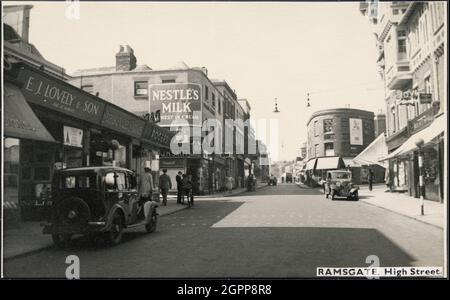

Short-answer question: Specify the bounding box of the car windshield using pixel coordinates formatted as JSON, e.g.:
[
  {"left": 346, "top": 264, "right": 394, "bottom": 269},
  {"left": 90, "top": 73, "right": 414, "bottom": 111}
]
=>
[
  {"left": 331, "top": 172, "right": 351, "bottom": 180},
  {"left": 61, "top": 173, "right": 97, "bottom": 189}
]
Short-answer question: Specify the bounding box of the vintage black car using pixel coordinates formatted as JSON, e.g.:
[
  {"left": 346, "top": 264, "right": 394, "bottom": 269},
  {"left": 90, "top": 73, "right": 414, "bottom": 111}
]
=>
[
  {"left": 268, "top": 175, "right": 277, "bottom": 186},
  {"left": 324, "top": 170, "right": 359, "bottom": 200},
  {"left": 43, "top": 166, "right": 158, "bottom": 247}
]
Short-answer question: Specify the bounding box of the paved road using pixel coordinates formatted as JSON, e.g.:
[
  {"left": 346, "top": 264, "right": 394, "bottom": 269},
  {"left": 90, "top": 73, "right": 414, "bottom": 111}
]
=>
[{"left": 3, "top": 184, "right": 444, "bottom": 278}]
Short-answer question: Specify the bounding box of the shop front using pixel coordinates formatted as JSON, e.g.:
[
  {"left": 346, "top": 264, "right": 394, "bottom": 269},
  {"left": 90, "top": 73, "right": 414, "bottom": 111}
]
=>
[
  {"left": 382, "top": 112, "right": 445, "bottom": 202},
  {"left": 5, "top": 63, "right": 172, "bottom": 220}
]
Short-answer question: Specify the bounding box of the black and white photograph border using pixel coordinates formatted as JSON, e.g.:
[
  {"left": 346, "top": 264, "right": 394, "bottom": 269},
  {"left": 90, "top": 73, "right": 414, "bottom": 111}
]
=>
[{"left": 1, "top": 0, "right": 448, "bottom": 284}]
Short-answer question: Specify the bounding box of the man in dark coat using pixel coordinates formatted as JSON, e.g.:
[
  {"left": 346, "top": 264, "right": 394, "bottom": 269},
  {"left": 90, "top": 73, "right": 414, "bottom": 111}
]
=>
[
  {"left": 176, "top": 171, "right": 183, "bottom": 204},
  {"left": 368, "top": 168, "right": 374, "bottom": 191},
  {"left": 159, "top": 169, "right": 172, "bottom": 206}
]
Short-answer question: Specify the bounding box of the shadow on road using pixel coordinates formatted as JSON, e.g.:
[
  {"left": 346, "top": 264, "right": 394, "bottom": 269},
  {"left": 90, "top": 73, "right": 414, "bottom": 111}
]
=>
[{"left": 3, "top": 199, "right": 424, "bottom": 278}]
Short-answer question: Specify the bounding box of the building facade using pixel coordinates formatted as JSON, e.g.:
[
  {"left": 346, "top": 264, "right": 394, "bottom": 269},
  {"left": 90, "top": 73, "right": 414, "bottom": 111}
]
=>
[
  {"left": 307, "top": 108, "right": 375, "bottom": 160},
  {"left": 305, "top": 108, "right": 377, "bottom": 185},
  {"left": 3, "top": 8, "right": 172, "bottom": 221},
  {"left": 360, "top": 1, "right": 446, "bottom": 202},
  {"left": 68, "top": 47, "right": 259, "bottom": 194}
]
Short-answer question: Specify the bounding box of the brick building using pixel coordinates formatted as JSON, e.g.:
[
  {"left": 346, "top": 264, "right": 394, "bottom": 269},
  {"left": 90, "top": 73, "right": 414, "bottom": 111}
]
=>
[{"left": 68, "top": 46, "right": 259, "bottom": 194}]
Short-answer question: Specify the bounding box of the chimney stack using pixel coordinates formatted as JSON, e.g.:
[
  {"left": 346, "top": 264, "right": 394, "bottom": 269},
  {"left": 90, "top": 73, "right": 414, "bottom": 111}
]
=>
[{"left": 116, "top": 45, "right": 137, "bottom": 71}]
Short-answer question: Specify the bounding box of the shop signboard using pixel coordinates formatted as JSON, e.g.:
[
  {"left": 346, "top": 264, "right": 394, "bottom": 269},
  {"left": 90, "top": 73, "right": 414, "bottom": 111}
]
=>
[
  {"left": 18, "top": 68, "right": 106, "bottom": 124},
  {"left": 141, "top": 122, "right": 172, "bottom": 148},
  {"left": 101, "top": 104, "right": 146, "bottom": 138},
  {"left": 349, "top": 118, "right": 363, "bottom": 145},
  {"left": 149, "top": 83, "right": 202, "bottom": 126},
  {"left": 408, "top": 107, "right": 434, "bottom": 135},
  {"left": 419, "top": 93, "right": 433, "bottom": 104},
  {"left": 63, "top": 126, "right": 83, "bottom": 148}
]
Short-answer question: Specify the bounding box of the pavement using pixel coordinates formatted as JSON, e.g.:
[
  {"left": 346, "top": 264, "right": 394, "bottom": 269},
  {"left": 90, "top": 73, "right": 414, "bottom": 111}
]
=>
[
  {"left": 2, "top": 182, "right": 267, "bottom": 261},
  {"left": 357, "top": 184, "right": 445, "bottom": 229},
  {"left": 3, "top": 183, "right": 445, "bottom": 278},
  {"left": 300, "top": 182, "right": 445, "bottom": 229}
]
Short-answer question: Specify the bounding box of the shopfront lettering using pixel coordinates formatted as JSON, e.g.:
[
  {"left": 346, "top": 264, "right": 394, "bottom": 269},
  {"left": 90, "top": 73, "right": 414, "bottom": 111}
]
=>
[
  {"left": 25, "top": 76, "right": 75, "bottom": 107},
  {"left": 83, "top": 101, "right": 100, "bottom": 115},
  {"left": 149, "top": 83, "right": 202, "bottom": 126},
  {"left": 162, "top": 102, "right": 192, "bottom": 113},
  {"left": 151, "top": 88, "right": 200, "bottom": 101},
  {"left": 18, "top": 69, "right": 106, "bottom": 124}
]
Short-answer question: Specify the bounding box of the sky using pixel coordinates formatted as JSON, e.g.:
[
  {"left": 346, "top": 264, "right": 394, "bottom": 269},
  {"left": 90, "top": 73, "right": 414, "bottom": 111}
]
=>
[{"left": 5, "top": 1, "right": 386, "bottom": 161}]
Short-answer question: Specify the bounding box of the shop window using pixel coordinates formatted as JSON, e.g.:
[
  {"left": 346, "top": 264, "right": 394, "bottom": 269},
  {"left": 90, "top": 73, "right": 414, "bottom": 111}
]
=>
[
  {"left": 3, "top": 138, "right": 20, "bottom": 204},
  {"left": 134, "top": 81, "right": 148, "bottom": 97},
  {"left": 205, "top": 85, "right": 209, "bottom": 101},
  {"left": 81, "top": 85, "right": 94, "bottom": 94},
  {"left": 212, "top": 93, "right": 216, "bottom": 108},
  {"left": 64, "top": 147, "right": 83, "bottom": 168}
]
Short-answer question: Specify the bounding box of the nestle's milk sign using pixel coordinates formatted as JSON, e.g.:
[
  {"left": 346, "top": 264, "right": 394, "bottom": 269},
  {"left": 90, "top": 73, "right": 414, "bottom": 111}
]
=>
[{"left": 149, "top": 83, "right": 202, "bottom": 126}]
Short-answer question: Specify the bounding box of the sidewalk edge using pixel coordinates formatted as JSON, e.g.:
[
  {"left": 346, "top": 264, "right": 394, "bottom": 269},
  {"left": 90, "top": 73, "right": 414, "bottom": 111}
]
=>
[
  {"left": 360, "top": 199, "right": 444, "bottom": 230},
  {"left": 3, "top": 205, "right": 188, "bottom": 262}
]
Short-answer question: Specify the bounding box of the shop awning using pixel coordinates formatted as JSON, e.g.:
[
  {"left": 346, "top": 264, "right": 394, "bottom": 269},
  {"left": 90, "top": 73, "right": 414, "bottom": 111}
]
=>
[
  {"left": 342, "top": 157, "right": 361, "bottom": 168},
  {"left": 315, "top": 156, "right": 344, "bottom": 170},
  {"left": 381, "top": 113, "right": 446, "bottom": 161},
  {"left": 305, "top": 158, "right": 317, "bottom": 170},
  {"left": 353, "top": 134, "right": 388, "bottom": 167},
  {"left": 4, "top": 82, "right": 56, "bottom": 143}
]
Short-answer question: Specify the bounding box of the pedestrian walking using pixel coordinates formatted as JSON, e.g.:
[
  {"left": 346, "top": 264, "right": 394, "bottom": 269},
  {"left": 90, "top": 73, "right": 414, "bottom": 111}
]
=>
[
  {"left": 176, "top": 171, "right": 183, "bottom": 204},
  {"left": 226, "top": 176, "right": 234, "bottom": 194},
  {"left": 139, "top": 167, "right": 154, "bottom": 203},
  {"left": 159, "top": 168, "right": 172, "bottom": 206},
  {"left": 181, "top": 174, "right": 193, "bottom": 205},
  {"left": 384, "top": 168, "right": 391, "bottom": 192},
  {"left": 368, "top": 167, "right": 374, "bottom": 191}
]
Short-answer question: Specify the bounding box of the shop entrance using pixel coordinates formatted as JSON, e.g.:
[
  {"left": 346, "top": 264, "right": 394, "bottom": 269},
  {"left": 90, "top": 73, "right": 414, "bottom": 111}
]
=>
[{"left": 19, "top": 140, "right": 57, "bottom": 219}]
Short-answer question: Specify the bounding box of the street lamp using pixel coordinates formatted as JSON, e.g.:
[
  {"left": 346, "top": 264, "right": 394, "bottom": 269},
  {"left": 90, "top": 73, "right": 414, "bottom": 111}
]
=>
[
  {"left": 273, "top": 98, "right": 280, "bottom": 113},
  {"left": 415, "top": 137, "right": 425, "bottom": 216}
]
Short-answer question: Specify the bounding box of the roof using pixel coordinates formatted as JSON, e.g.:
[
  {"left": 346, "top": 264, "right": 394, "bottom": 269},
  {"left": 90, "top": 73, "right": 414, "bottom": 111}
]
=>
[
  {"left": 307, "top": 108, "right": 375, "bottom": 126},
  {"left": 72, "top": 64, "right": 152, "bottom": 77}
]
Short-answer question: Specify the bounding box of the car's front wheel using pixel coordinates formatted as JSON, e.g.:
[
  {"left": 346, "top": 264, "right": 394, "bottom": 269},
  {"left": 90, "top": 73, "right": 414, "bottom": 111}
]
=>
[{"left": 106, "top": 212, "right": 123, "bottom": 245}]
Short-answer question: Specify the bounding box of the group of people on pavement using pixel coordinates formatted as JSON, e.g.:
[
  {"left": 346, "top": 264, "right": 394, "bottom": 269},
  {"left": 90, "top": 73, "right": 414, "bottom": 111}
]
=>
[
  {"left": 137, "top": 167, "right": 194, "bottom": 207},
  {"left": 176, "top": 171, "right": 194, "bottom": 205}
]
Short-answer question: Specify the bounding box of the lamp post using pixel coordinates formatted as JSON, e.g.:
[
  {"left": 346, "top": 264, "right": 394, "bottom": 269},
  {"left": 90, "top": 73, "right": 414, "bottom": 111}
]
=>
[{"left": 415, "top": 138, "right": 425, "bottom": 216}]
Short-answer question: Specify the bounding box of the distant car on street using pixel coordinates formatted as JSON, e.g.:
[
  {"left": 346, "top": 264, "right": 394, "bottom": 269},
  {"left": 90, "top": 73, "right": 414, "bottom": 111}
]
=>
[
  {"left": 268, "top": 175, "right": 277, "bottom": 186},
  {"left": 285, "top": 172, "right": 293, "bottom": 183},
  {"left": 324, "top": 170, "right": 359, "bottom": 200},
  {"left": 43, "top": 166, "right": 158, "bottom": 248}
]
